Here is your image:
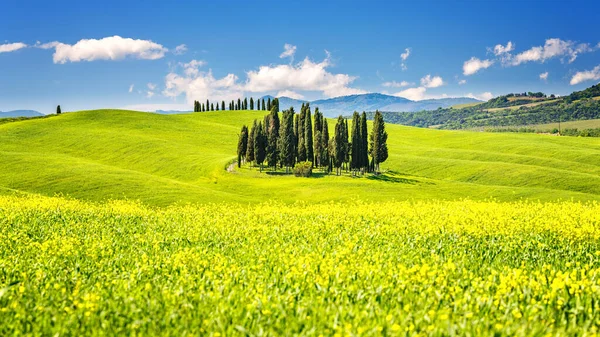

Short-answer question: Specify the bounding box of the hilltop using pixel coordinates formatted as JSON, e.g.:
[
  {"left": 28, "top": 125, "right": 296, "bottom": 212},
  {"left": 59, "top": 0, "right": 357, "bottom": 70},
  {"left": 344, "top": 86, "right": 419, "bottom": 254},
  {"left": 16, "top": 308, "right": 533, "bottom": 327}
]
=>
[
  {"left": 0, "top": 109, "right": 598, "bottom": 205},
  {"left": 0, "top": 110, "right": 44, "bottom": 118}
]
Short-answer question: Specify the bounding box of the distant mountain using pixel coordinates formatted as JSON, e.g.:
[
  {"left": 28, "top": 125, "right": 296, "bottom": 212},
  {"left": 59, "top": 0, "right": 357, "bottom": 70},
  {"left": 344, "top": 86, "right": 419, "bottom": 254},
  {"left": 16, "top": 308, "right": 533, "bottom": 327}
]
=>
[
  {"left": 261, "top": 93, "right": 482, "bottom": 117},
  {"left": 0, "top": 110, "right": 44, "bottom": 118},
  {"left": 155, "top": 110, "right": 193, "bottom": 115}
]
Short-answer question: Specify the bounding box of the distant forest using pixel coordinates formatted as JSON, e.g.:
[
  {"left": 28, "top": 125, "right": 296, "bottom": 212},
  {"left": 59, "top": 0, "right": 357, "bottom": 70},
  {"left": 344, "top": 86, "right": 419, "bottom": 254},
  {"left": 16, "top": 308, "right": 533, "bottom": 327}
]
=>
[{"left": 366, "top": 84, "right": 600, "bottom": 130}]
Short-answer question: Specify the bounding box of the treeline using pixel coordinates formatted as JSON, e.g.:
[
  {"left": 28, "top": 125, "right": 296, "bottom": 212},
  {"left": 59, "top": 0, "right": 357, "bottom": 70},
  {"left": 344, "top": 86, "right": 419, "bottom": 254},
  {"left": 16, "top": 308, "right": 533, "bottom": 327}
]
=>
[
  {"left": 367, "top": 98, "right": 600, "bottom": 130},
  {"left": 193, "top": 97, "right": 280, "bottom": 112},
  {"left": 237, "top": 104, "right": 388, "bottom": 175}
]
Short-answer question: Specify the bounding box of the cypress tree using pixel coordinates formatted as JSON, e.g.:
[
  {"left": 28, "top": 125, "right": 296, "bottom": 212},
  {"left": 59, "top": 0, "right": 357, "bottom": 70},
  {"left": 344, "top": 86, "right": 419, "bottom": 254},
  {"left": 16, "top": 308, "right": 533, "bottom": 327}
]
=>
[
  {"left": 237, "top": 98, "right": 241, "bottom": 110},
  {"left": 333, "top": 116, "right": 347, "bottom": 175},
  {"left": 344, "top": 119, "right": 350, "bottom": 172},
  {"left": 265, "top": 109, "right": 280, "bottom": 169},
  {"left": 322, "top": 119, "right": 330, "bottom": 171},
  {"left": 244, "top": 97, "right": 248, "bottom": 110},
  {"left": 262, "top": 98, "right": 266, "bottom": 110},
  {"left": 237, "top": 125, "right": 249, "bottom": 167},
  {"left": 369, "top": 110, "right": 389, "bottom": 173},
  {"left": 254, "top": 121, "right": 267, "bottom": 172},
  {"left": 211, "top": 103, "right": 214, "bottom": 111},
  {"left": 313, "top": 109, "right": 322, "bottom": 167},
  {"left": 297, "top": 106, "right": 306, "bottom": 162},
  {"left": 202, "top": 103, "right": 205, "bottom": 112},
  {"left": 56, "top": 105, "right": 61, "bottom": 114},
  {"left": 250, "top": 97, "right": 254, "bottom": 110},
  {"left": 222, "top": 101, "right": 225, "bottom": 111},
  {"left": 257, "top": 99, "right": 261, "bottom": 110},
  {"left": 360, "top": 112, "right": 369, "bottom": 173},
  {"left": 272, "top": 98, "right": 279, "bottom": 113},
  {"left": 304, "top": 104, "right": 313, "bottom": 164},
  {"left": 246, "top": 120, "right": 256, "bottom": 164},
  {"left": 206, "top": 100, "right": 210, "bottom": 111},
  {"left": 267, "top": 97, "right": 271, "bottom": 111},
  {"left": 351, "top": 112, "right": 361, "bottom": 174},
  {"left": 278, "top": 109, "right": 295, "bottom": 172}
]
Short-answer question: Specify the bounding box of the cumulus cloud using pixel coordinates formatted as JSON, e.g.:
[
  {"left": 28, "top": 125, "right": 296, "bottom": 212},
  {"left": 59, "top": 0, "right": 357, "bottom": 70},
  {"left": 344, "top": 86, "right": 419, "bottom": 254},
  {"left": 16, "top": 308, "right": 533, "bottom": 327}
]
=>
[
  {"left": 39, "top": 36, "right": 168, "bottom": 64},
  {"left": 181, "top": 59, "right": 207, "bottom": 77},
  {"left": 400, "top": 48, "right": 411, "bottom": 70},
  {"left": 466, "top": 92, "right": 494, "bottom": 101},
  {"left": 276, "top": 90, "right": 304, "bottom": 99},
  {"left": 570, "top": 65, "right": 600, "bottom": 85},
  {"left": 393, "top": 87, "right": 427, "bottom": 101},
  {"left": 493, "top": 41, "right": 514, "bottom": 56},
  {"left": 129, "top": 84, "right": 134, "bottom": 93},
  {"left": 458, "top": 79, "right": 467, "bottom": 85},
  {"left": 174, "top": 44, "right": 188, "bottom": 55},
  {"left": 163, "top": 67, "right": 243, "bottom": 104},
  {"left": 245, "top": 53, "right": 365, "bottom": 97},
  {"left": 539, "top": 72, "right": 549, "bottom": 81},
  {"left": 420, "top": 74, "right": 444, "bottom": 88},
  {"left": 463, "top": 57, "right": 494, "bottom": 76},
  {"left": 280, "top": 44, "right": 297, "bottom": 60},
  {"left": 511, "top": 38, "right": 592, "bottom": 66},
  {"left": 0, "top": 42, "right": 27, "bottom": 53},
  {"left": 382, "top": 81, "right": 412, "bottom": 88}
]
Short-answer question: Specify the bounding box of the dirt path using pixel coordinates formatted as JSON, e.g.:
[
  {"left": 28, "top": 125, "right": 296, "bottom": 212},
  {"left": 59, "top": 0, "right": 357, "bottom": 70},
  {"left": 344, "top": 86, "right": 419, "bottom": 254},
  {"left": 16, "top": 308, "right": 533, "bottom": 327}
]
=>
[{"left": 226, "top": 162, "right": 236, "bottom": 173}]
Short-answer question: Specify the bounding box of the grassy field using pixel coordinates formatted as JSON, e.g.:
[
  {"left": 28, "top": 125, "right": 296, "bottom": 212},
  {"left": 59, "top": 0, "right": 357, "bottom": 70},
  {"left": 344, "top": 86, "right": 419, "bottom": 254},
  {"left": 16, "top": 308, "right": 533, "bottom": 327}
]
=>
[
  {"left": 451, "top": 102, "right": 481, "bottom": 109},
  {"left": 2, "top": 195, "right": 600, "bottom": 335},
  {"left": 485, "top": 99, "right": 559, "bottom": 112},
  {"left": 0, "top": 109, "right": 599, "bottom": 205}
]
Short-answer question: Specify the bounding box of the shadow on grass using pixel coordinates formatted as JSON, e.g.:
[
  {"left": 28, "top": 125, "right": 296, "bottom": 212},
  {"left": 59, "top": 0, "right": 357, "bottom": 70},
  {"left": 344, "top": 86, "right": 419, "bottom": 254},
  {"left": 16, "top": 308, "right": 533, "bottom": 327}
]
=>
[
  {"left": 265, "top": 171, "right": 328, "bottom": 178},
  {"left": 366, "top": 171, "right": 421, "bottom": 185}
]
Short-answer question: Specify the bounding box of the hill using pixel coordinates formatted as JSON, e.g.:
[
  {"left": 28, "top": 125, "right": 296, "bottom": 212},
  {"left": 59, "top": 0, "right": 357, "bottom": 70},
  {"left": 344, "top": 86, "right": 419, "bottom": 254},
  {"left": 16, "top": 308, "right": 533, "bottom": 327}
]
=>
[
  {"left": 261, "top": 93, "right": 481, "bottom": 117},
  {"left": 0, "top": 109, "right": 599, "bottom": 205},
  {"left": 0, "top": 110, "right": 44, "bottom": 118},
  {"left": 371, "top": 84, "right": 600, "bottom": 130}
]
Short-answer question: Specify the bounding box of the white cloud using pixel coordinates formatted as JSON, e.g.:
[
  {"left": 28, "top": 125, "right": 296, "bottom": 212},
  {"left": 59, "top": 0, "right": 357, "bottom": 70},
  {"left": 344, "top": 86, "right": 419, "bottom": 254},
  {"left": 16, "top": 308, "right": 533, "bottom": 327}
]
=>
[
  {"left": 400, "top": 48, "right": 410, "bottom": 70},
  {"left": 458, "top": 79, "right": 467, "bottom": 85},
  {"left": 493, "top": 41, "right": 514, "bottom": 56},
  {"left": 280, "top": 43, "right": 297, "bottom": 60},
  {"left": 0, "top": 42, "right": 27, "bottom": 53},
  {"left": 277, "top": 90, "right": 304, "bottom": 99},
  {"left": 147, "top": 83, "right": 157, "bottom": 90},
  {"left": 146, "top": 91, "right": 155, "bottom": 98},
  {"left": 181, "top": 59, "right": 207, "bottom": 77},
  {"left": 570, "top": 65, "right": 600, "bottom": 85},
  {"left": 129, "top": 84, "right": 134, "bottom": 93},
  {"left": 174, "top": 44, "right": 188, "bottom": 55},
  {"left": 163, "top": 68, "right": 243, "bottom": 104},
  {"left": 382, "top": 81, "right": 412, "bottom": 88},
  {"left": 463, "top": 57, "right": 494, "bottom": 76},
  {"left": 539, "top": 72, "right": 549, "bottom": 81},
  {"left": 466, "top": 92, "right": 494, "bottom": 101},
  {"left": 511, "top": 38, "right": 591, "bottom": 66},
  {"left": 420, "top": 74, "right": 444, "bottom": 88},
  {"left": 40, "top": 36, "right": 168, "bottom": 64},
  {"left": 393, "top": 87, "right": 427, "bottom": 101},
  {"left": 245, "top": 53, "right": 365, "bottom": 97}
]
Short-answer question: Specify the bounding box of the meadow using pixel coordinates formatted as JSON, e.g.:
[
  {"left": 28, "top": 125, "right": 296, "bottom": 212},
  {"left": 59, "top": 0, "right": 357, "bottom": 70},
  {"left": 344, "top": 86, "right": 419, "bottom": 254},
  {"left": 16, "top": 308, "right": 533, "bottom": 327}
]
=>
[
  {"left": 2, "top": 110, "right": 600, "bottom": 335},
  {"left": 2, "top": 195, "right": 600, "bottom": 336},
  {"left": 0, "top": 109, "right": 599, "bottom": 205}
]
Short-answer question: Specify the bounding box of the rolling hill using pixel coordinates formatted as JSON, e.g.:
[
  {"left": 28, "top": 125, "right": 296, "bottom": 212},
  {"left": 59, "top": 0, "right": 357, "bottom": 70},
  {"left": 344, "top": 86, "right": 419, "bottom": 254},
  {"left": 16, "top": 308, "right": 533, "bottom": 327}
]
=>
[
  {"left": 262, "top": 94, "right": 481, "bottom": 117},
  {"left": 0, "top": 109, "right": 599, "bottom": 205}
]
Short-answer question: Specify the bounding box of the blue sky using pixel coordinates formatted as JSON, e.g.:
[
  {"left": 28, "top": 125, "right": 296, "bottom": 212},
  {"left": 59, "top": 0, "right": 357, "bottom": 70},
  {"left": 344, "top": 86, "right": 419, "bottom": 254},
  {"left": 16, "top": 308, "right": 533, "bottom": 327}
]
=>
[{"left": 1, "top": 0, "right": 599, "bottom": 113}]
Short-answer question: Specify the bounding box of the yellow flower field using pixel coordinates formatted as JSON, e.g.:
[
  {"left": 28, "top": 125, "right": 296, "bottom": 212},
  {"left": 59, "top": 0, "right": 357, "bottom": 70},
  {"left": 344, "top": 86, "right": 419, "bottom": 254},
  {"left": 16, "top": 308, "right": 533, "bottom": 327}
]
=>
[{"left": 1, "top": 195, "right": 600, "bottom": 336}]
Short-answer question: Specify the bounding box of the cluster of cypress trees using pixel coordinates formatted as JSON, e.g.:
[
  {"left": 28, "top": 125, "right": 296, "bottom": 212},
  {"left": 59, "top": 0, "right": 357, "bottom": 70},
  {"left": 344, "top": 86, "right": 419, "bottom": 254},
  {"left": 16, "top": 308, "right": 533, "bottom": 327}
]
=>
[
  {"left": 194, "top": 97, "right": 277, "bottom": 112},
  {"left": 237, "top": 104, "right": 388, "bottom": 175}
]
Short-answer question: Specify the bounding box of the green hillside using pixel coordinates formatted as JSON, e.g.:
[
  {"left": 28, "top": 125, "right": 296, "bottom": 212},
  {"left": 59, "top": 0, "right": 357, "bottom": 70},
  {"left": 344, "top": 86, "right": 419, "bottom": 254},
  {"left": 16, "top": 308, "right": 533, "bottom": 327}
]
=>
[{"left": 1, "top": 109, "right": 600, "bottom": 205}]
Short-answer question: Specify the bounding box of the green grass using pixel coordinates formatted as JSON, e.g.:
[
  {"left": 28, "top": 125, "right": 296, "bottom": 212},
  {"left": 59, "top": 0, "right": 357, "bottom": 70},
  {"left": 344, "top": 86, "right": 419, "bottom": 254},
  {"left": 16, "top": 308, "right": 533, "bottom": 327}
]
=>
[
  {"left": 451, "top": 102, "right": 481, "bottom": 109},
  {"left": 1, "top": 109, "right": 600, "bottom": 205}
]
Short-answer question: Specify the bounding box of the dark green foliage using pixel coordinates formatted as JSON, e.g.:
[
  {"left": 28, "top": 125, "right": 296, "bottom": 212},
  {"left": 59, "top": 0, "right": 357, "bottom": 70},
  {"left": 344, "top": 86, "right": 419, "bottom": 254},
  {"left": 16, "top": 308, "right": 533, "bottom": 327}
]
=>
[
  {"left": 257, "top": 99, "right": 261, "bottom": 111},
  {"left": 332, "top": 116, "right": 347, "bottom": 175},
  {"left": 297, "top": 105, "right": 306, "bottom": 162},
  {"left": 250, "top": 97, "right": 254, "bottom": 110},
  {"left": 293, "top": 161, "right": 313, "bottom": 177},
  {"left": 322, "top": 119, "right": 330, "bottom": 170},
  {"left": 369, "top": 110, "right": 388, "bottom": 172},
  {"left": 210, "top": 103, "right": 214, "bottom": 111},
  {"left": 244, "top": 98, "right": 248, "bottom": 110},
  {"left": 265, "top": 109, "right": 280, "bottom": 169},
  {"left": 267, "top": 98, "right": 272, "bottom": 111},
  {"left": 360, "top": 112, "right": 369, "bottom": 172},
  {"left": 237, "top": 125, "right": 249, "bottom": 167},
  {"left": 206, "top": 100, "right": 210, "bottom": 112},
  {"left": 202, "top": 103, "right": 205, "bottom": 112},
  {"left": 278, "top": 109, "right": 296, "bottom": 171},
  {"left": 221, "top": 101, "right": 225, "bottom": 111},
  {"left": 193, "top": 100, "right": 200, "bottom": 112},
  {"left": 565, "top": 84, "right": 600, "bottom": 102},
  {"left": 56, "top": 105, "right": 61, "bottom": 115},
  {"left": 237, "top": 98, "right": 242, "bottom": 111},
  {"left": 254, "top": 121, "right": 267, "bottom": 171},
  {"left": 246, "top": 121, "right": 256, "bottom": 163},
  {"left": 304, "top": 104, "right": 313, "bottom": 164},
  {"left": 272, "top": 98, "right": 279, "bottom": 113},
  {"left": 262, "top": 98, "right": 266, "bottom": 111},
  {"left": 350, "top": 112, "right": 361, "bottom": 172},
  {"left": 313, "top": 109, "right": 324, "bottom": 167}
]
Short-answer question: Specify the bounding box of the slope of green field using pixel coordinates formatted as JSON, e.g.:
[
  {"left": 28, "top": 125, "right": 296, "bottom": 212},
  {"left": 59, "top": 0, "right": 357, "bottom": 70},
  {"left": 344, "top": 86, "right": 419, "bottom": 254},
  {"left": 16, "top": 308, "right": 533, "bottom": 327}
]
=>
[{"left": 1, "top": 109, "right": 600, "bottom": 205}]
